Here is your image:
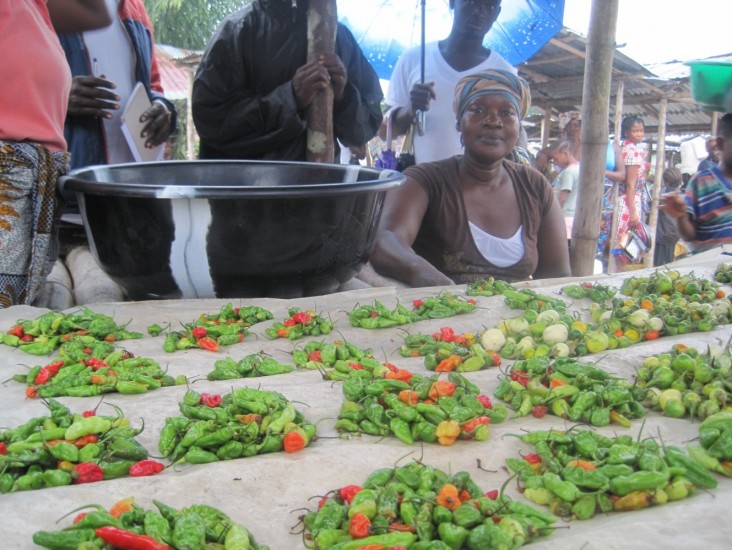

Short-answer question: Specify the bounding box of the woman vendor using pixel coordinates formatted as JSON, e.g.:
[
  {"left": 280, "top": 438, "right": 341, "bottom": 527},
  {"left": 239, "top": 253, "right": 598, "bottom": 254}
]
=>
[{"left": 370, "top": 69, "right": 571, "bottom": 287}]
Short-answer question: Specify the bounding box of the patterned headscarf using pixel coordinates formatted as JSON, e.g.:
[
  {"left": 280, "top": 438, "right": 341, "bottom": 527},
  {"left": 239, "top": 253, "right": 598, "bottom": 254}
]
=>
[
  {"left": 558, "top": 110, "right": 581, "bottom": 131},
  {"left": 453, "top": 69, "right": 531, "bottom": 121}
]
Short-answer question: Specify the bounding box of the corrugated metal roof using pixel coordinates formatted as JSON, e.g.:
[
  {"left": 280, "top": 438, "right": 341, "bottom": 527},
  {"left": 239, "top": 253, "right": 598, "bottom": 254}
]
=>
[
  {"left": 518, "top": 28, "right": 725, "bottom": 140},
  {"left": 154, "top": 45, "right": 203, "bottom": 101}
]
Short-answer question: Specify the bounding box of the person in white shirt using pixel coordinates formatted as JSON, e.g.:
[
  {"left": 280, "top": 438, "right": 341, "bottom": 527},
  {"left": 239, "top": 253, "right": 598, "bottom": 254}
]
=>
[{"left": 382, "top": 0, "right": 516, "bottom": 164}]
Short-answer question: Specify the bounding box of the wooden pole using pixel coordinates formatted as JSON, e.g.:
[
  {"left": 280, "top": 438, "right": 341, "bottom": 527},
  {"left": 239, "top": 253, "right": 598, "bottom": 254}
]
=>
[
  {"left": 570, "top": 0, "right": 620, "bottom": 276},
  {"left": 306, "top": 0, "right": 337, "bottom": 163},
  {"left": 645, "top": 97, "right": 668, "bottom": 268},
  {"left": 607, "top": 79, "right": 625, "bottom": 274},
  {"left": 541, "top": 108, "right": 552, "bottom": 150}
]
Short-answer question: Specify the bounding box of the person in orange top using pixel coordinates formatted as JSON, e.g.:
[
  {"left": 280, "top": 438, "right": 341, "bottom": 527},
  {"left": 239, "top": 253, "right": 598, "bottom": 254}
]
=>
[{"left": 0, "top": 0, "right": 110, "bottom": 307}]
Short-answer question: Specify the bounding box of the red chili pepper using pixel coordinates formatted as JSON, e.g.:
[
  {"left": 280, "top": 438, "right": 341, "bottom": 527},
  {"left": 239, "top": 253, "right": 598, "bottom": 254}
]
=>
[
  {"left": 84, "top": 357, "right": 109, "bottom": 371},
  {"left": 73, "top": 512, "right": 87, "bottom": 524},
  {"left": 307, "top": 350, "right": 323, "bottom": 362},
  {"left": 94, "top": 526, "right": 171, "bottom": 550},
  {"left": 484, "top": 489, "right": 499, "bottom": 500},
  {"left": 440, "top": 326, "right": 456, "bottom": 342},
  {"left": 369, "top": 311, "right": 379, "bottom": 318},
  {"left": 383, "top": 362, "right": 398, "bottom": 373},
  {"left": 283, "top": 431, "right": 306, "bottom": 453},
  {"left": 581, "top": 282, "right": 592, "bottom": 288},
  {"left": 82, "top": 410, "right": 96, "bottom": 418},
  {"left": 8, "top": 324, "right": 24, "bottom": 338},
  {"left": 292, "top": 311, "right": 313, "bottom": 325},
  {"left": 317, "top": 496, "right": 329, "bottom": 509},
  {"left": 283, "top": 319, "right": 297, "bottom": 327},
  {"left": 532, "top": 405, "right": 548, "bottom": 418},
  {"left": 476, "top": 394, "right": 493, "bottom": 409},
  {"left": 191, "top": 327, "right": 206, "bottom": 339},
  {"left": 34, "top": 361, "right": 64, "bottom": 385},
  {"left": 197, "top": 337, "right": 220, "bottom": 352},
  {"left": 0, "top": 442, "right": 7, "bottom": 455},
  {"left": 200, "top": 393, "right": 222, "bottom": 407},
  {"left": 461, "top": 416, "right": 490, "bottom": 432},
  {"left": 348, "top": 362, "right": 364, "bottom": 370},
  {"left": 510, "top": 370, "right": 530, "bottom": 386},
  {"left": 349, "top": 513, "right": 371, "bottom": 538},
  {"left": 412, "top": 299, "right": 424, "bottom": 308},
  {"left": 25, "top": 386, "right": 38, "bottom": 399},
  {"left": 104, "top": 334, "right": 117, "bottom": 342},
  {"left": 338, "top": 484, "right": 363, "bottom": 504},
  {"left": 129, "top": 460, "right": 165, "bottom": 477},
  {"left": 523, "top": 453, "right": 542, "bottom": 465},
  {"left": 21, "top": 334, "right": 34, "bottom": 342},
  {"left": 71, "top": 462, "right": 104, "bottom": 484},
  {"left": 467, "top": 298, "right": 477, "bottom": 304}
]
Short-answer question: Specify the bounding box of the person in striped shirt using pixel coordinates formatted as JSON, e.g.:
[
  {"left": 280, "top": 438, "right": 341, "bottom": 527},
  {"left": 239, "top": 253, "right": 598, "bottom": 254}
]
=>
[{"left": 660, "top": 113, "right": 732, "bottom": 252}]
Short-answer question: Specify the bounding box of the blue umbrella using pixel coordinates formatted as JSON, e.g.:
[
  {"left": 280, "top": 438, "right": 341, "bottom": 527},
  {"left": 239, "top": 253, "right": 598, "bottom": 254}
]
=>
[{"left": 339, "top": 0, "right": 565, "bottom": 80}]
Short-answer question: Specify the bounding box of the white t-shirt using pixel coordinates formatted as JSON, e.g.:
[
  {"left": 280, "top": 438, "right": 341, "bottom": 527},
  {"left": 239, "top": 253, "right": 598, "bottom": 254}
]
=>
[
  {"left": 556, "top": 163, "right": 580, "bottom": 216},
  {"left": 83, "top": 0, "right": 136, "bottom": 164},
  {"left": 386, "top": 41, "right": 516, "bottom": 164}
]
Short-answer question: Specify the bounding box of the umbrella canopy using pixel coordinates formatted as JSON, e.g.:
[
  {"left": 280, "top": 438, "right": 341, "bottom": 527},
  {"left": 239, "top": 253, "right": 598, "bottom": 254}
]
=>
[{"left": 339, "top": 0, "right": 565, "bottom": 80}]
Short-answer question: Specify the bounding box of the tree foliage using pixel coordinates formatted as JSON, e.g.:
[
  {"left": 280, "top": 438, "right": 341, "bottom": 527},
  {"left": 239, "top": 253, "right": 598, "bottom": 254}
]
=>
[{"left": 144, "top": 0, "right": 251, "bottom": 49}]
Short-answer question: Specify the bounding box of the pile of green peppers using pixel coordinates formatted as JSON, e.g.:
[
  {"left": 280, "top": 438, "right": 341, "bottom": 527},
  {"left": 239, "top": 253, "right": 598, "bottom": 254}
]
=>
[
  {"left": 688, "top": 411, "right": 732, "bottom": 476},
  {"left": 636, "top": 341, "right": 732, "bottom": 419},
  {"left": 159, "top": 388, "right": 316, "bottom": 464},
  {"left": 714, "top": 262, "right": 732, "bottom": 284},
  {"left": 302, "top": 462, "right": 557, "bottom": 550},
  {"left": 33, "top": 497, "right": 269, "bottom": 550},
  {"left": 295, "top": 347, "right": 397, "bottom": 382},
  {"left": 560, "top": 282, "right": 618, "bottom": 304},
  {"left": 508, "top": 428, "right": 718, "bottom": 520},
  {"left": 1, "top": 308, "right": 142, "bottom": 355},
  {"left": 0, "top": 400, "right": 151, "bottom": 493},
  {"left": 399, "top": 329, "right": 499, "bottom": 373},
  {"left": 14, "top": 339, "right": 182, "bottom": 398},
  {"left": 335, "top": 372, "right": 507, "bottom": 445},
  {"left": 207, "top": 352, "right": 293, "bottom": 381},
  {"left": 152, "top": 303, "right": 273, "bottom": 352},
  {"left": 620, "top": 269, "right": 722, "bottom": 303},
  {"left": 497, "top": 356, "right": 646, "bottom": 427},
  {"left": 293, "top": 340, "right": 374, "bottom": 370},
  {"left": 348, "top": 291, "right": 476, "bottom": 329},
  {"left": 264, "top": 308, "right": 334, "bottom": 340}
]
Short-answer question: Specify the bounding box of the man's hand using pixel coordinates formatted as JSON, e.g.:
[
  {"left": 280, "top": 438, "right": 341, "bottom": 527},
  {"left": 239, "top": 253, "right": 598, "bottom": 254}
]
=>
[
  {"left": 140, "top": 101, "right": 172, "bottom": 148},
  {"left": 659, "top": 193, "right": 687, "bottom": 218},
  {"left": 408, "top": 81, "right": 436, "bottom": 115},
  {"left": 67, "top": 75, "right": 119, "bottom": 118},
  {"left": 319, "top": 54, "right": 347, "bottom": 100},
  {"left": 292, "top": 54, "right": 348, "bottom": 109}
]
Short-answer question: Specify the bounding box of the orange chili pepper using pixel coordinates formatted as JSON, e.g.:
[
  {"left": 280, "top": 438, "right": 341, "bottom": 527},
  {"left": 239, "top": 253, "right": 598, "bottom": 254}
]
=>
[
  {"left": 385, "top": 369, "right": 413, "bottom": 383},
  {"left": 109, "top": 497, "right": 135, "bottom": 518},
  {"left": 428, "top": 380, "right": 456, "bottom": 400},
  {"left": 644, "top": 330, "right": 661, "bottom": 341},
  {"left": 549, "top": 378, "right": 568, "bottom": 389},
  {"left": 436, "top": 483, "right": 462, "bottom": 510},
  {"left": 435, "top": 355, "right": 462, "bottom": 372},
  {"left": 640, "top": 298, "right": 654, "bottom": 311},
  {"left": 566, "top": 459, "right": 597, "bottom": 471},
  {"left": 398, "top": 390, "right": 419, "bottom": 406}
]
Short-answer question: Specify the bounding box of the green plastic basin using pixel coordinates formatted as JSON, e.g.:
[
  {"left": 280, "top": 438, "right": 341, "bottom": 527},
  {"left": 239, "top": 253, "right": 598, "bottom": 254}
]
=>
[{"left": 685, "top": 60, "right": 732, "bottom": 112}]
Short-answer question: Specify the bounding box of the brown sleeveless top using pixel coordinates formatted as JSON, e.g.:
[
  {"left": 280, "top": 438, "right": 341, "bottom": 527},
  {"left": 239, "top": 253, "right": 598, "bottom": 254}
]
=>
[{"left": 405, "top": 157, "right": 554, "bottom": 283}]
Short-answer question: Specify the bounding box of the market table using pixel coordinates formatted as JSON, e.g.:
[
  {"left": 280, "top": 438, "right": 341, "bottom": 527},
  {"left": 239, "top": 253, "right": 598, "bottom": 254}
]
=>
[{"left": 2, "top": 251, "right": 732, "bottom": 549}]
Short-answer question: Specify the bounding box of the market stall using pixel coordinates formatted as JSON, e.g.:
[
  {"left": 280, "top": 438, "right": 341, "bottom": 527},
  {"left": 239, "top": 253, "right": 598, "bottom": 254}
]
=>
[{"left": 1, "top": 250, "right": 731, "bottom": 549}]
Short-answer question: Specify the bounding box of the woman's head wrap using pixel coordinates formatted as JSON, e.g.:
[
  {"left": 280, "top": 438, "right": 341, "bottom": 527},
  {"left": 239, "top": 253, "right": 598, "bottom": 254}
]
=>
[
  {"left": 558, "top": 110, "right": 581, "bottom": 132},
  {"left": 453, "top": 69, "right": 531, "bottom": 122}
]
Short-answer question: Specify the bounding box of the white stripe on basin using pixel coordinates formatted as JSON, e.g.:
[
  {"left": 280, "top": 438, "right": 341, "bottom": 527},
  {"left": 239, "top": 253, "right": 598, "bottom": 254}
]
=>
[{"left": 170, "top": 199, "right": 214, "bottom": 298}]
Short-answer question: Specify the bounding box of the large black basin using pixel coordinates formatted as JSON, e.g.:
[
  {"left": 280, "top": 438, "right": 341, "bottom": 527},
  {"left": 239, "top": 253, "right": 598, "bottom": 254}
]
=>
[{"left": 59, "top": 160, "right": 404, "bottom": 300}]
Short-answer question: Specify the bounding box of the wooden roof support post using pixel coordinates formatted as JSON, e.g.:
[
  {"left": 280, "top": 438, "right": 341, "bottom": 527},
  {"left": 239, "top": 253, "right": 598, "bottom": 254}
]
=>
[
  {"left": 711, "top": 111, "right": 720, "bottom": 137},
  {"left": 541, "top": 107, "right": 552, "bottom": 150},
  {"left": 570, "top": 0, "right": 619, "bottom": 276},
  {"left": 306, "top": 0, "right": 337, "bottom": 163},
  {"left": 644, "top": 97, "right": 668, "bottom": 268}
]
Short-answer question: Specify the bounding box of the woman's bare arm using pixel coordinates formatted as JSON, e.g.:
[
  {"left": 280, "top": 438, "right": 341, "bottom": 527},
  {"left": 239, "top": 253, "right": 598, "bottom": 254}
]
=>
[
  {"left": 47, "top": 0, "right": 111, "bottom": 33},
  {"left": 370, "top": 177, "right": 454, "bottom": 287}
]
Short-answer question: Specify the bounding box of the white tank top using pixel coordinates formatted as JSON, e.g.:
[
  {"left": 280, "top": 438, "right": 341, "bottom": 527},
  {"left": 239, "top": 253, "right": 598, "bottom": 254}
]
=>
[{"left": 469, "top": 222, "right": 525, "bottom": 268}]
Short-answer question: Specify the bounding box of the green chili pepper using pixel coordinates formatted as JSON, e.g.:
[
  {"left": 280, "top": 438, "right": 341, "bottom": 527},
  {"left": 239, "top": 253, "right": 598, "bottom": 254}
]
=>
[
  {"left": 172, "top": 510, "right": 207, "bottom": 549},
  {"left": 609, "top": 470, "right": 669, "bottom": 496},
  {"left": 542, "top": 472, "right": 580, "bottom": 502},
  {"left": 32, "top": 529, "right": 99, "bottom": 549}
]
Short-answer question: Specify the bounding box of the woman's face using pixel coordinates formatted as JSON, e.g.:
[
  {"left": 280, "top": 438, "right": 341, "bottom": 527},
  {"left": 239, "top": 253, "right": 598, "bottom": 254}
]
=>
[
  {"left": 458, "top": 93, "right": 520, "bottom": 162},
  {"left": 564, "top": 118, "right": 581, "bottom": 138},
  {"left": 627, "top": 123, "right": 645, "bottom": 144}
]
